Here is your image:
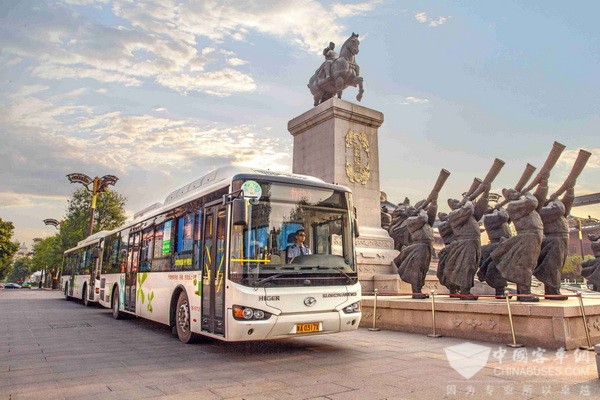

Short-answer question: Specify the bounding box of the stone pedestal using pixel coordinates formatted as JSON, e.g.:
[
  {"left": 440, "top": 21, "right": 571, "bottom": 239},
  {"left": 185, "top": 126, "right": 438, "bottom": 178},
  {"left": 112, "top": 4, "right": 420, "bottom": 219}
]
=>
[
  {"left": 288, "top": 98, "right": 398, "bottom": 291},
  {"left": 360, "top": 296, "right": 600, "bottom": 350}
]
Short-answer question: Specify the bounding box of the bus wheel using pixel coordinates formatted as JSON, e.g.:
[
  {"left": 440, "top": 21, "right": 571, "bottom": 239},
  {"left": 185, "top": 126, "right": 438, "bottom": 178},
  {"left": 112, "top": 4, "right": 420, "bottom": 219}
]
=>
[
  {"left": 83, "top": 285, "right": 90, "bottom": 307},
  {"left": 112, "top": 289, "right": 122, "bottom": 319},
  {"left": 176, "top": 291, "right": 198, "bottom": 344},
  {"left": 64, "top": 284, "right": 70, "bottom": 301}
]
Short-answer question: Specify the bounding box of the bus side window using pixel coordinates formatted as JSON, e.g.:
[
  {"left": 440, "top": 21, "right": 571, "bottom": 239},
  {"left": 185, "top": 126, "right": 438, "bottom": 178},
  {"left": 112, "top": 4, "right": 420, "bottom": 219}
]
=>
[
  {"left": 140, "top": 228, "right": 154, "bottom": 272},
  {"left": 174, "top": 213, "right": 195, "bottom": 271},
  {"left": 151, "top": 219, "right": 173, "bottom": 272},
  {"left": 118, "top": 233, "right": 128, "bottom": 273}
]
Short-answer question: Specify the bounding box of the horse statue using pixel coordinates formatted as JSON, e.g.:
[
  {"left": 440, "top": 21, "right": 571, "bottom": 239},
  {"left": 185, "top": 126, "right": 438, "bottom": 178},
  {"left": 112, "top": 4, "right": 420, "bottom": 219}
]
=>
[{"left": 307, "top": 33, "right": 364, "bottom": 106}]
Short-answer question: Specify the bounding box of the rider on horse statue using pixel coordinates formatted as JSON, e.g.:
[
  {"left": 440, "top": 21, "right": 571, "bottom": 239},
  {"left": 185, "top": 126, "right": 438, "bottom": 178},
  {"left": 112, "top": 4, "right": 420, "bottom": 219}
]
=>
[{"left": 308, "top": 33, "right": 365, "bottom": 106}]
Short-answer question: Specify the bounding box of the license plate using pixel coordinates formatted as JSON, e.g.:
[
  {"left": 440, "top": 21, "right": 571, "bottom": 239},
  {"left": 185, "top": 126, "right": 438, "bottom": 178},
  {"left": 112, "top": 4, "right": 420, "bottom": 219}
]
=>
[{"left": 296, "top": 322, "right": 320, "bottom": 334}]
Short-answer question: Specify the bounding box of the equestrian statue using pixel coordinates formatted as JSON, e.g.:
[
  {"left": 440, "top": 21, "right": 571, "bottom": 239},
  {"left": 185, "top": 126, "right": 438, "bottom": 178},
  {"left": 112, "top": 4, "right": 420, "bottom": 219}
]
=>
[{"left": 308, "top": 33, "right": 365, "bottom": 106}]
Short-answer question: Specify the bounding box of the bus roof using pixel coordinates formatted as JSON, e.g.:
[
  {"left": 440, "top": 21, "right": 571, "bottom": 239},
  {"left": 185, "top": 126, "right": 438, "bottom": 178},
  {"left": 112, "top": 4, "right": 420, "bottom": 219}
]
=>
[
  {"left": 64, "top": 230, "right": 110, "bottom": 254},
  {"left": 161, "top": 165, "right": 348, "bottom": 207}
]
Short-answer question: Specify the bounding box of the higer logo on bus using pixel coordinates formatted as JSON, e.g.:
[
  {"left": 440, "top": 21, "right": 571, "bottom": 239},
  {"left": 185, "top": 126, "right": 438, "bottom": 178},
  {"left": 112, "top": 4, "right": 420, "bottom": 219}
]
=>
[{"left": 304, "top": 297, "right": 316, "bottom": 307}]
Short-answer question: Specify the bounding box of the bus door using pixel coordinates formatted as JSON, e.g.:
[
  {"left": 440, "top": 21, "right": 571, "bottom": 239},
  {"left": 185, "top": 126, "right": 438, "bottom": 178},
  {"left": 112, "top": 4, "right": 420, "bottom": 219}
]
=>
[
  {"left": 88, "top": 243, "right": 101, "bottom": 302},
  {"left": 201, "top": 203, "right": 226, "bottom": 336},
  {"left": 124, "top": 232, "right": 140, "bottom": 312},
  {"left": 68, "top": 253, "right": 76, "bottom": 297}
]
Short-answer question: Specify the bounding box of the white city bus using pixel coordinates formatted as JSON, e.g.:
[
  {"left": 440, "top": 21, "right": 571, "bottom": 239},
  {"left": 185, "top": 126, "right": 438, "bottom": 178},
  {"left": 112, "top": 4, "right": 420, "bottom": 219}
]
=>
[
  {"left": 65, "top": 166, "right": 362, "bottom": 342},
  {"left": 61, "top": 231, "right": 109, "bottom": 306}
]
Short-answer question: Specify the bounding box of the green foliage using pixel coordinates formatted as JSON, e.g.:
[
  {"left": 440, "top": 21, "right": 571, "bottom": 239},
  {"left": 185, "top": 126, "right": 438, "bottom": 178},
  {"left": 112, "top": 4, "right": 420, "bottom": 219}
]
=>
[
  {"left": 7, "top": 257, "right": 33, "bottom": 283},
  {"left": 0, "top": 217, "right": 20, "bottom": 281},
  {"left": 59, "top": 188, "right": 127, "bottom": 250},
  {"left": 31, "top": 235, "right": 63, "bottom": 282},
  {"left": 562, "top": 254, "right": 593, "bottom": 280}
]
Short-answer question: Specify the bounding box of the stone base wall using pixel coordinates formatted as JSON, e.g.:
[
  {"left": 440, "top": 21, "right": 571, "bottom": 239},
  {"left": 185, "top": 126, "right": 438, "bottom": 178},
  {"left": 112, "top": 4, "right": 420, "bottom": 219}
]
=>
[{"left": 360, "top": 296, "right": 600, "bottom": 350}]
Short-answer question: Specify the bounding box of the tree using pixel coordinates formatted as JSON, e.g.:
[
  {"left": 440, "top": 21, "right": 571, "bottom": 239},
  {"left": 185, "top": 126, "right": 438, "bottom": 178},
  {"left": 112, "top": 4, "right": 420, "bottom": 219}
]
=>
[
  {"left": 31, "top": 235, "right": 63, "bottom": 287},
  {"left": 0, "top": 217, "right": 19, "bottom": 281},
  {"left": 7, "top": 257, "right": 33, "bottom": 283},
  {"left": 59, "top": 188, "right": 127, "bottom": 250},
  {"left": 562, "top": 254, "right": 593, "bottom": 281}
]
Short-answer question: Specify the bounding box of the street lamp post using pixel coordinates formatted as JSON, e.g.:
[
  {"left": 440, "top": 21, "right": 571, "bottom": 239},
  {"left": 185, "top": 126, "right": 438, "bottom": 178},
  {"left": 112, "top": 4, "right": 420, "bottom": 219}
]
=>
[{"left": 67, "top": 173, "right": 119, "bottom": 236}]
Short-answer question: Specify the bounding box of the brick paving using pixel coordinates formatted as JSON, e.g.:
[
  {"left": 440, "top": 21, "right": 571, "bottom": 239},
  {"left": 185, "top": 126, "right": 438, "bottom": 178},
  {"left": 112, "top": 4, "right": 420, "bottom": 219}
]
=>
[{"left": 1, "top": 289, "right": 599, "bottom": 399}]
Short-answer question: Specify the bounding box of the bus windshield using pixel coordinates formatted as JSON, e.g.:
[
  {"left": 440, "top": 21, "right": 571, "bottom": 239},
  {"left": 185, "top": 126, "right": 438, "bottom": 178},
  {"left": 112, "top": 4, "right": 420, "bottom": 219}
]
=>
[{"left": 229, "top": 181, "right": 356, "bottom": 287}]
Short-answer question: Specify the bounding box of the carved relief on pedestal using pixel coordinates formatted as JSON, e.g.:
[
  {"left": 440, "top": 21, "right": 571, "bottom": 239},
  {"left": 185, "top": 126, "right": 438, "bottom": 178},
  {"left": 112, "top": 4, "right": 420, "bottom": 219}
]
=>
[
  {"left": 345, "top": 130, "right": 370, "bottom": 185},
  {"left": 453, "top": 317, "right": 498, "bottom": 330},
  {"left": 356, "top": 237, "right": 394, "bottom": 249},
  {"left": 362, "top": 311, "right": 381, "bottom": 321},
  {"left": 424, "top": 281, "right": 442, "bottom": 290},
  {"left": 357, "top": 265, "right": 377, "bottom": 273},
  {"left": 588, "top": 317, "right": 600, "bottom": 332}
]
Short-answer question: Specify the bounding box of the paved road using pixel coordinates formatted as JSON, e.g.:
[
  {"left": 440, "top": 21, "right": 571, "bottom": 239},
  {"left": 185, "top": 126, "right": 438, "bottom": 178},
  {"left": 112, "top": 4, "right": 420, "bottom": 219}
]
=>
[{"left": 1, "top": 289, "right": 599, "bottom": 400}]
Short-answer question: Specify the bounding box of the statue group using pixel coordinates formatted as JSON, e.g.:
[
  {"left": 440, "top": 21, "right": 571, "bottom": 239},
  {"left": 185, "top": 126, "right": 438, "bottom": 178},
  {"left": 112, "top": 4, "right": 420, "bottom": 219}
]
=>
[{"left": 384, "top": 142, "right": 592, "bottom": 302}]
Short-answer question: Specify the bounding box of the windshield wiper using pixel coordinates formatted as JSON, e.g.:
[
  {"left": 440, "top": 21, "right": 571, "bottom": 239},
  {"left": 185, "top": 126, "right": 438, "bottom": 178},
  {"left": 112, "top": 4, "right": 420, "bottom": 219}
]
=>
[
  {"left": 317, "top": 265, "right": 355, "bottom": 282},
  {"left": 252, "top": 267, "right": 297, "bottom": 286},
  {"left": 253, "top": 272, "right": 287, "bottom": 287}
]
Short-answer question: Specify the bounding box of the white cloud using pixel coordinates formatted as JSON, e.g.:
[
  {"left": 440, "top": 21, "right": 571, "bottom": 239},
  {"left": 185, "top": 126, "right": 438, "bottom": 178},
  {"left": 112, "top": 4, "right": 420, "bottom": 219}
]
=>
[
  {"left": 332, "top": 0, "right": 382, "bottom": 18},
  {"left": 429, "top": 17, "right": 448, "bottom": 27},
  {"left": 415, "top": 11, "right": 449, "bottom": 27},
  {"left": 415, "top": 12, "right": 428, "bottom": 23},
  {"left": 2, "top": 1, "right": 381, "bottom": 98},
  {"left": 227, "top": 57, "right": 248, "bottom": 66},
  {"left": 156, "top": 68, "right": 256, "bottom": 96},
  {"left": 0, "top": 192, "right": 68, "bottom": 209},
  {"left": 402, "top": 96, "right": 430, "bottom": 105}
]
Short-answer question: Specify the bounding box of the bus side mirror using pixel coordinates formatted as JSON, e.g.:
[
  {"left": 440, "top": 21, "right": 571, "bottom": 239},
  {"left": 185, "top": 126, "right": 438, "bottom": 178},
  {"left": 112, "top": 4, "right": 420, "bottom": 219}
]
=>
[
  {"left": 354, "top": 219, "right": 360, "bottom": 238},
  {"left": 232, "top": 198, "right": 248, "bottom": 226}
]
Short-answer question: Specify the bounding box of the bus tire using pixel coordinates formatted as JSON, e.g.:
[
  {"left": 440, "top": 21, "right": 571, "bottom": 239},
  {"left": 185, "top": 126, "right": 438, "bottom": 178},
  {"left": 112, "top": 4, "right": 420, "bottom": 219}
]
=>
[
  {"left": 64, "top": 283, "right": 70, "bottom": 301},
  {"left": 82, "top": 284, "right": 90, "bottom": 307},
  {"left": 111, "top": 287, "right": 122, "bottom": 319},
  {"left": 175, "top": 290, "right": 198, "bottom": 344}
]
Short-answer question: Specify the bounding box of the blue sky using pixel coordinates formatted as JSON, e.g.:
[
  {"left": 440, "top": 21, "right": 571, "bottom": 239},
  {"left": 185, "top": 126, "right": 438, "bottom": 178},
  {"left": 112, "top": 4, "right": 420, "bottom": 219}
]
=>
[{"left": 1, "top": 0, "right": 598, "bottom": 246}]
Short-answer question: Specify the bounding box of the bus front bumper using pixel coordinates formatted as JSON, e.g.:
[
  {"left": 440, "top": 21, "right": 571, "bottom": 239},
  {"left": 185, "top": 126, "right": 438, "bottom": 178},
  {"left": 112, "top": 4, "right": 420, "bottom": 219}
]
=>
[{"left": 225, "top": 309, "right": 361, "bottom": 341}]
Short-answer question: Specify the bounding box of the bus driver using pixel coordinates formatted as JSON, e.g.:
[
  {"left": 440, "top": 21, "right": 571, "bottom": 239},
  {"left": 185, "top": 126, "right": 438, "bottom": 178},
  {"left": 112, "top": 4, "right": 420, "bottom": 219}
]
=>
[{"left": 286, "top": 228, "right": 312, "bottom": 263}]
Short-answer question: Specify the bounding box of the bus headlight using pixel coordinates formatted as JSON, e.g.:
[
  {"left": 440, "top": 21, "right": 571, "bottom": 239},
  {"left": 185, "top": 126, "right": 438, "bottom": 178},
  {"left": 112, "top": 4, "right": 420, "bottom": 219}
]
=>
[
  {"left": 343, "top": 301, "right": 361, "bottom": 314},
  {"left": 232, "top": 305, "right": 272, "bottom": 321}
]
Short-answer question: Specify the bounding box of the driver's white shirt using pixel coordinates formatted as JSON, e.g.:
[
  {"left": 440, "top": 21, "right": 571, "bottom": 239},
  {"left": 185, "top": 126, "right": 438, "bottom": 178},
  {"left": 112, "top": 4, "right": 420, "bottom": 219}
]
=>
[{"left": 287, "top": 244, "right": 311, "bottom": 261}]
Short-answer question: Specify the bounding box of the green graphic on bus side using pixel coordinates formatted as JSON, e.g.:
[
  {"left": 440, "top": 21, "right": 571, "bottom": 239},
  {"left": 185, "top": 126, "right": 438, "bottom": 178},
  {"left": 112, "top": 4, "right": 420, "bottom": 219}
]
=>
[
  {"left": 137, "top": 272, "right": 147, "bottom": 304},
  {"left": 136, "top": 272, "right": 154, "bottom": 313}
]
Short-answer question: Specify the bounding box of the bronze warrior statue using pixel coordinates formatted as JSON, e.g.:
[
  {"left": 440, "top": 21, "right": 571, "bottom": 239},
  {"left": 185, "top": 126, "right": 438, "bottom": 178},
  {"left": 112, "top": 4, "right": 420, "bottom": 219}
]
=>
[
  {"left": 381, "top": 205, "right": 392, "bottom": 230},
  {"left": 436, "top": 212, "right": 457, "bottom": 294},
  {"left": 442, "top": 159, "right": 502, "bottom": 300},
  {"left": 490, "top": 142, "right": 568, "bottom": 302},
  {"left": 491, "top": 182, "right": 548, "bottom": 302},
  {"left": 394, "top": 169, "right": 449, "bottom": 299},
  {"left": 394, "top": 199, "right": 437, "bottom": 299},
  {"left": 478, "top": 163, "right": 536, "bottom": 298},
  {"left": 534, "top": 149, "right": 590, "bottom": 299},
  {"left": 478, "top": 206, "right": 512, "bottom": 298},
  {"left": 388, "top": 198, "right": 413, "bottom": 252},
  {"left": 581, "top": 234, "right": 600, "bottom": 291},
  {"left": 443, "top": 184, "right": 490, "bottom": 300}
]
